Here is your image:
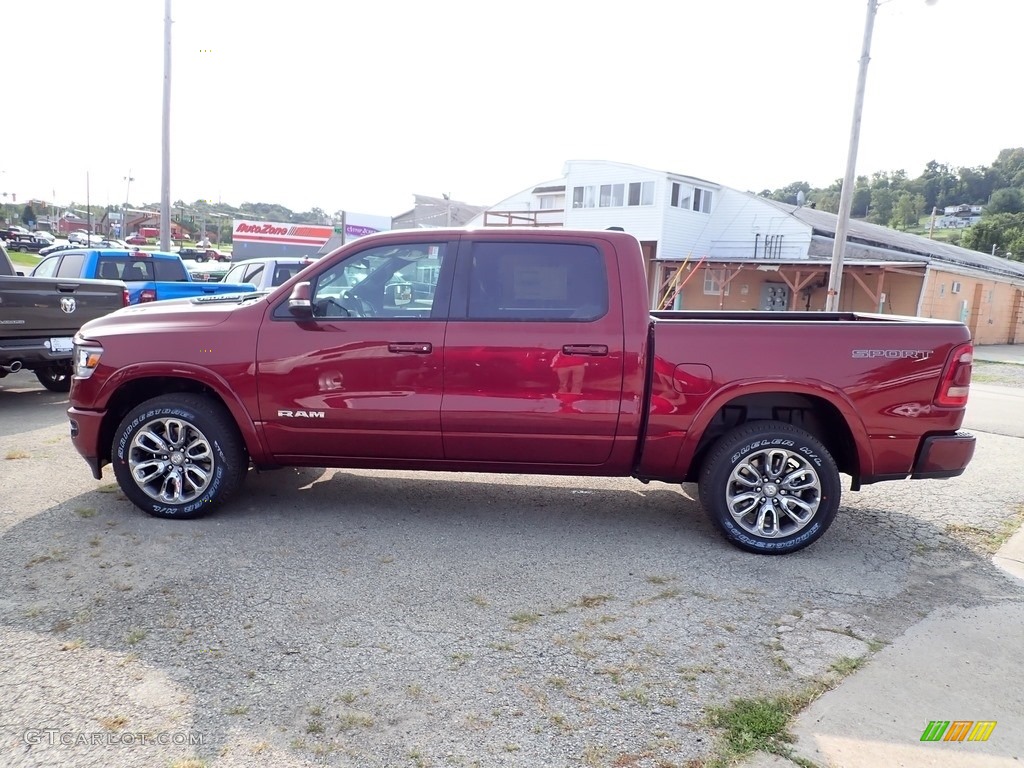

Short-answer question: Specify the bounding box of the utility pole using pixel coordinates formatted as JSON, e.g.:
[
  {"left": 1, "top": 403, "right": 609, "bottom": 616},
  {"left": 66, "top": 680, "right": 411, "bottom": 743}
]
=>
[
  {"left": 160, "top": 0, "right": 172, "bottom": 251},
  {"left": 825, "top": 0, "right": 877, "bottom": 312}
]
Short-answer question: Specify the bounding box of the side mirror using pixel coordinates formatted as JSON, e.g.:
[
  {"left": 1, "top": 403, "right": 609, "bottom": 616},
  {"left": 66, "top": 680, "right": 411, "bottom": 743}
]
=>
[{"left": 288, "top": 282, "right": 313, "bottom": 317}]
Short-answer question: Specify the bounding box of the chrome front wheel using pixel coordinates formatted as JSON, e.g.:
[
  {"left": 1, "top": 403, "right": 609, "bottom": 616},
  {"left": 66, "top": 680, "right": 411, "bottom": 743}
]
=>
[
  {"left": 127, "top": 417, "right": 215, "bottom": 504},
  {"left": 112, "top": 394, "right": 247, "bottom": 519}
]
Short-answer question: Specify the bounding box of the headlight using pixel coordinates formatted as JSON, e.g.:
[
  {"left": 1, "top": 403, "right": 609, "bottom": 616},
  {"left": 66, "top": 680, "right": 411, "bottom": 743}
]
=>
[{"left": 74, "top": 344, "right": 103, "bottom": 378}]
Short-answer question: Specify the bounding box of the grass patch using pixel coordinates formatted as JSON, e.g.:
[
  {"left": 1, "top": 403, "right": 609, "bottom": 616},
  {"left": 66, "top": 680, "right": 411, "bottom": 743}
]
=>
[
  {"left": 76, "top": 507, "right": 97, "bottom": 518},
  {"left": 170, "top": 760, "right": 208, "bottom": 768},
  {"left": 469, "top": 593, "right": 489, "bottom": 607},
  {"left": 578, "top": 594, "right": 613, "bottom": 608},
  {"left": 305, "top": 718, "right": 325, "bottom": 735},
  {"left": 225, "top": 704, "right": 249, "bottom": 715},
  {"left": 338, "top": 712, "right": 374, "bottom": 730},
  {"left": 5, "top": 450, "right": 31, "bottom": 460},
  {"left": 707, "top": 696, "right": 797, "bottom": 758},
  {"left": 25, "top": 549, "right": 68, "bottom": 568},
  {"left": 947, "top": 505, "right": 1024, "bottom": 553},
  {"left": 97, "top": 483, "right": 120, "bottom": 493},
  {"left": 509, "top": 611, "right": 541, "bottom": 627},
  {"left": 830, "top": 656, "right": 866, "bottom": 676},
  {"left": 125, "top": 628, "right": 147, "bottom": 645}
]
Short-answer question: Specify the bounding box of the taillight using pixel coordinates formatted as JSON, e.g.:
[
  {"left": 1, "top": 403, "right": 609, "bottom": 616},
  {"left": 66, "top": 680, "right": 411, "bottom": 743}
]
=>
[
  {"left": 139, "top": 288, "right": 157, "bottom": 303},
  {"left": 933, "top": 342, "right": 973, "bottom": 407},
  {"left": 122, "top": 288, "right": 130, "bottom": 307}
]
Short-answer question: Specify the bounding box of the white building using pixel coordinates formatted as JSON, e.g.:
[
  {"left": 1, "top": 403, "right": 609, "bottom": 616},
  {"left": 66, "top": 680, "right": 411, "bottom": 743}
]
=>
[{"left": 468, "top": 159, "right": 1024, "bottom": 344}]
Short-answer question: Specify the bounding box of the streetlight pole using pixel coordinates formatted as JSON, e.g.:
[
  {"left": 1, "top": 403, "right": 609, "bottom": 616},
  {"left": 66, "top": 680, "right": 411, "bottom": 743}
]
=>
[
  {"left": 160, "top": 0, "right": 172, "bottom": 251},
  {"left": 825, "top": 0, "right": 936, "bottom": 312},
  {"left": 123, "top": 171, "right": 134, "bottom": 240},
  {"left": 825, "top": 0, "right": 878, "bottom": 312}
]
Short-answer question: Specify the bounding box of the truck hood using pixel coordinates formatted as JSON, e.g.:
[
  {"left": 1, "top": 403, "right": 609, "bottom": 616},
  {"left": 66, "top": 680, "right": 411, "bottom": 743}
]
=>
[{"left": 77, "top": 292, "right": 268, "bottom": 339}]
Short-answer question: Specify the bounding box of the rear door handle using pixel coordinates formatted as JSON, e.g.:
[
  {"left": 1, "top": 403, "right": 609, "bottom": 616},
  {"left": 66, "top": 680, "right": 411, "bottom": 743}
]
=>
[
  {"left": 388, "top": 342, "right": 432, "bottom": 354},
  {"left": 562, "top": 344, "right": 608, "bottom": 356},
  {"left": 57, "top": 284, "right": 80, "bottom": 292}
]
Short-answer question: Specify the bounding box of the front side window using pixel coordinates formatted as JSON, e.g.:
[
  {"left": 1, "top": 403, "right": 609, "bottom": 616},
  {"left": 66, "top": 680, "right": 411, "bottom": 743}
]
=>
[
  {"left": 33, "top": 255, "right": 60, "bottom": 277},
  {"left": 466, "top": 242, "right": 607, "bottom": 321},
  {"left": 306, "top": 243, "right": 448, "bottom": 319}
]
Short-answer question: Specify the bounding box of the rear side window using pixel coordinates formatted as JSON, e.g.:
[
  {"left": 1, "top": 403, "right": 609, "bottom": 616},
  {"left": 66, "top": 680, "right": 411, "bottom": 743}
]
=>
[
  {"left": 154, "top": 259, "right": 187, "bottom": 282},
  {"left": 55, "top": 252, "right": 86, "bottom": 278},
  {"left": 466, "top": 242, "right": 608, "bottom": 321}
]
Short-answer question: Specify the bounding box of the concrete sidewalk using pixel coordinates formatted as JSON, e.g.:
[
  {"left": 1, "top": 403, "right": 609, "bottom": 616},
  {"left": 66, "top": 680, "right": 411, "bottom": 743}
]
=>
[
  {"left": 740, "top": 532, "right": 1024, "bottom": 768},
  {"left": 973, "top": 343, "right": 1024, "bottom": 365}
]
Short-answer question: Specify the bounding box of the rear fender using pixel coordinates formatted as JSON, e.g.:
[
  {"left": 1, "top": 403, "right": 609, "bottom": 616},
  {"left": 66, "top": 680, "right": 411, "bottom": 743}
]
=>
[{"left": 676, "top": 378, "right": 873, "bottom": 481}]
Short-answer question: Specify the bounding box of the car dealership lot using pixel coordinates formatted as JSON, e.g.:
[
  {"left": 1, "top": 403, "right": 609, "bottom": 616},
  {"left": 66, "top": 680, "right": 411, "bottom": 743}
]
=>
[{"left": 1, "top": 373, "right": 1022, "bottom": 768}]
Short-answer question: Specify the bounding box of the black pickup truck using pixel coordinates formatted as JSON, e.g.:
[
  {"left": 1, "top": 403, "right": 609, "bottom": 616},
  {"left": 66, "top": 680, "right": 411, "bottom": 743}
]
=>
[{"left": 0, "top": 243, "right": 128, "bottom": 391}]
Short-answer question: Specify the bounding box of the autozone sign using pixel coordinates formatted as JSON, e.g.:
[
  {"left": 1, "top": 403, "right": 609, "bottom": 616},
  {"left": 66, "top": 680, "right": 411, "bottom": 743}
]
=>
[{"left": 232, "top": 220, "right": 334, "bottom": 246}]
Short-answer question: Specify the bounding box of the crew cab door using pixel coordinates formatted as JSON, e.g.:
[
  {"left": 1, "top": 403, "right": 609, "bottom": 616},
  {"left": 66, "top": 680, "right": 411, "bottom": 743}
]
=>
[
  {"left": 441, "top": 237, "right": 624, "bottom": 465},
  {"left": 255, "top": 239, "right": 455, "bottom": 460}
]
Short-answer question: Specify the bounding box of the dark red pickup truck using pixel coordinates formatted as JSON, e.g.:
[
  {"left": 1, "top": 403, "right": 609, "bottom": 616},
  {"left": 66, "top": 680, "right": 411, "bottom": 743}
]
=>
[{"left": 67, "top": 228, "right": 975, "bottom": 554}]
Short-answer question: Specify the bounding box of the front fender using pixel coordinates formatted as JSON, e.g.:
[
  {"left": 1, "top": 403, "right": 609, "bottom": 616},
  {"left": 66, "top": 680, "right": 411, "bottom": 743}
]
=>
[{"left": 94, "top": 361, "right": 270, "bottom": 465}]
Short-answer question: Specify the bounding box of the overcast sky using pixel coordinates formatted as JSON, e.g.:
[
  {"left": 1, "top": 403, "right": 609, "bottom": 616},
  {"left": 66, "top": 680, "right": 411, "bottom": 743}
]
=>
[{"left": 4, "top": 0, "right": 1020, "bottom": 217}]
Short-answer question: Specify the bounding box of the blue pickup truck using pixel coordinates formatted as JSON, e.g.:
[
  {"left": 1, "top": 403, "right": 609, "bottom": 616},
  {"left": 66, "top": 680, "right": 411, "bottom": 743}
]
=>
[{"left": 30, "top": 249, "right": 256, "bottom": 304}]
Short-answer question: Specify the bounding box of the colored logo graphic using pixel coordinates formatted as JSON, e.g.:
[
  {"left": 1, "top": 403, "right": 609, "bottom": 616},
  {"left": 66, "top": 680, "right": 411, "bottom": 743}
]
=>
[{"left": 920, "top": 720, "right": 997, "bottom": 742}]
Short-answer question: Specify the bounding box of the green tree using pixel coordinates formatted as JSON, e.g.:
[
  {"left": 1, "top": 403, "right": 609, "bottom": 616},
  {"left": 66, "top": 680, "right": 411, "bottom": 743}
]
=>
[
  {"left": 891, "top": 192, "right": 925, "bottom": 230},
  {"left": 21, "top": 204, "right": 36, "bottom": 228},
  {"left": 986, "top": 187, "right": 1024, "bottom": 215},
  {"left": 868, "top": 188, "right": 894, "bottom": 225},
  {"left": 960, "top": 212, "right": 1024, "bottom": 258}
]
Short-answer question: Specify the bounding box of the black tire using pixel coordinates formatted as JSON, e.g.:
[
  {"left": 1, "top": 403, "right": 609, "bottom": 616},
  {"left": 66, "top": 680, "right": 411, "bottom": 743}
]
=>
[
  {"left": 35, "top": 365, "right": 72, "bottom": 392},
  {"left": 194, "top": 253, "right": 207, "bottom": 263},
  {"left": 698, "top": 421, "right": 840, "bottom": 555},
  {"left": 17, "top": 246, "right": 28, "bottom": 253},
  {"left": 111, "top": 394, "right": 248, "bottom": 519}
]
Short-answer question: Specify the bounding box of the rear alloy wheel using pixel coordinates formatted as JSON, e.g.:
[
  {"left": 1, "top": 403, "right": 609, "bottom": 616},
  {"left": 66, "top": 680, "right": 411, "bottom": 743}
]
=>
[
  {"left": 194, "top": 253, "right": 207, "bottom": 263},
  {"left": 698, "top": 421, "right": 840, "bottom": 555},
  {"left": 35, "top": 365, "right": 72, "bottom": 392},
  {"left": 112, "top": 394, "right": 247, "bottom": 519}
]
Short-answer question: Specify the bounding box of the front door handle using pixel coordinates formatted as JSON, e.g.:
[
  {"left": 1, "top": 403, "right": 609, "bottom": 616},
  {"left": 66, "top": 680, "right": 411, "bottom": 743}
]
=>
[
  {"left": 388, "top": 342, "right": 432, "bottom": 354},
  {"left": 562, "top": 344, "right": 608, "bottom": 356}
]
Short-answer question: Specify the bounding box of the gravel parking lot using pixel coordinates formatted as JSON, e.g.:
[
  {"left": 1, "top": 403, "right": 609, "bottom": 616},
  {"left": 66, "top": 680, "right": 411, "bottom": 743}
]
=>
[{"left": 1, "top": 366, "right": 1022, "bottom": 768}]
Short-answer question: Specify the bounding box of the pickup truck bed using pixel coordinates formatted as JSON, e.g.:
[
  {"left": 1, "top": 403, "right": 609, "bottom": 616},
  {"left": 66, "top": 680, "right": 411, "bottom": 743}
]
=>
[
  {"left": 66, "top": 228, "right": 976, "bottom": 554},
  {"left": 1, "top": 244, "right": 128, "bottom": 390}
]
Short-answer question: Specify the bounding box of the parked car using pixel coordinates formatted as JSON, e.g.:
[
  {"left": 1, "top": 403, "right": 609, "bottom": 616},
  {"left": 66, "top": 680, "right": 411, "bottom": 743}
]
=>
[
  {"left": 68, "top": 232, "right": 104, "bottom": 246},
  {"left": 177, "top": 247, "right": 231, "bottom": 263},
  {"left": 67, "top": 228, "right": 977, "bottom": 555},
  {"left": 38, "top": 240, "right": 77, "bottom": 257},
  {"left": 125, "top": 233, "right": 149, "bottom": 246},
  {"left": 2, "top": 226, "right": 30, "bottom": 242},
  {"left": 5, "top": 234, "right": 51, "bottom": 253},
  {"left": 218, "top": 256, "right": 316, "bottom": 291}
]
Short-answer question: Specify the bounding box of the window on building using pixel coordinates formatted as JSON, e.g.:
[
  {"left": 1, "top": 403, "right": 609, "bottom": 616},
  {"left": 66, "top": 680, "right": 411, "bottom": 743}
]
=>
[
  {"left": 670, "top": 182, "right": 713, "bottom": 213},
  {"left": 572, "top": 187, "right": 585, "bottom": 209},
  {"left": 539, "top": 196, "right": 556, "bottom": 210},
  {"left": 703, "top": 268, "right": 730, "bottom": 296},
  {"left": 628, "top": 181, "right": 654, "bottom": 206},
  {"left": 693, "top": 187, "right": 713, "bottom": 213},
  {"left": 598, "top": 184, "right": 625, "bottom": 207}
]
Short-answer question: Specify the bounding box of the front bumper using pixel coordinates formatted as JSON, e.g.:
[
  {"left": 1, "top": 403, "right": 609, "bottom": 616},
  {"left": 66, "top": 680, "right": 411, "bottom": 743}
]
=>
[
  {"left": 68, "top": 406, "right": 107, "bottom": 479},
  {"left": 910, "top": 431, "right": 976, "bottom": 480}
]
